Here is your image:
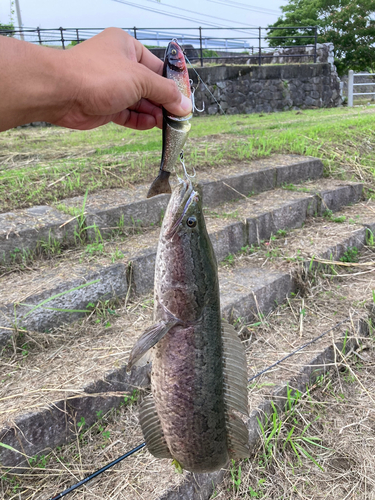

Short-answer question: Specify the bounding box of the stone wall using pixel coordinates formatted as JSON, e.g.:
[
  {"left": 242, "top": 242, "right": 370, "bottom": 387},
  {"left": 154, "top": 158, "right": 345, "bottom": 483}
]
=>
[{"left": 189, "top": 62, "right": 341, "bottom": 115}]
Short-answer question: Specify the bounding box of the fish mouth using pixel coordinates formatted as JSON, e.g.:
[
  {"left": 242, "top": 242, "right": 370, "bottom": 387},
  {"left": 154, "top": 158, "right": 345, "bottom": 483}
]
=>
[
  {"left": 165, "top": 179, "right": 198, "bottom": 238},
  {"left": 166, "top": 40, "right": 185, "bottom": 72}
]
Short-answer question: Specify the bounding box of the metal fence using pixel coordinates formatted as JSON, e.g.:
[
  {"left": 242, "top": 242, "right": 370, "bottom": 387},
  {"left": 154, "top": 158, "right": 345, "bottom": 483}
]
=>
[
  {"left": 348, "top": 69, "right": 375, "bottom": 107},
  {"left": 0, "top": 26, "right": 318, "bottom": 66}
]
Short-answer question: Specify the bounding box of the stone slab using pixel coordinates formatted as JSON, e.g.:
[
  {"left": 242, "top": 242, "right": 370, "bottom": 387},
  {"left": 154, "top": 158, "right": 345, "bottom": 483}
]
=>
[
  {"left": 220, "top": 266, "right": 294, "bottom": 322},
  {"left": 317, "top": 183, "right": 363, "bottom": 215},
  {"left": 0, "top": 206, "right": 77, "bottom": 264},
  {"left": 0, "top": 157, "right": 324, "bottom": 261},
  {"left": 0, "top": 263, "right": 128, "bottom": 349},
  {"left": 247, "top": 196, "right": 316, "bottom": 245},
  {"left": 275, "top": 157, "right": 323, "bottom": 186},
  {"left": 0, "top": 363, "right": 150, "bottom": 469}
]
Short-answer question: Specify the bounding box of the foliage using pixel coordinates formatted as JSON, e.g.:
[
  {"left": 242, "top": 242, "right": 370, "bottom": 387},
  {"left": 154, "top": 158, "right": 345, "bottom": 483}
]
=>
[
  {"left": 267, "top": 0, "right": 375, "bottom": 75},
  {"left": 0, "top": 0, "right": 15, "bottom": 34}
]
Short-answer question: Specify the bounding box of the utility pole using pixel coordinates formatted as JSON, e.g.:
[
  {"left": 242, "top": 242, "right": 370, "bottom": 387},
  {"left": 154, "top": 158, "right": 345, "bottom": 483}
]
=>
[{"left": 14, "top": 0, "right": 24, "bottom": 41}]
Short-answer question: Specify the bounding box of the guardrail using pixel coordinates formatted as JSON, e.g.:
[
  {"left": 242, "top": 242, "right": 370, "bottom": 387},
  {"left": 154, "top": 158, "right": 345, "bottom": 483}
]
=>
[
  {"left": 0, "top": 26, "right": 318, "bottom": 67},
  {"left": 348, "top": 69, "right": 375, "bottom": 107}
]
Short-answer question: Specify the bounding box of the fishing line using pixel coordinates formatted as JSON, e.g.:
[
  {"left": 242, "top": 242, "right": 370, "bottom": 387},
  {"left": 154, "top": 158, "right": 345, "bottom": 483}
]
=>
[
  {"left": 184, "top": 53, "right": 228, "bottom": 117},
  {"left": 49, "top": 315, "right": 357, "bottom": 499},
  {"left": 248, "top": 315, "right": 356, "bottom": 382}
]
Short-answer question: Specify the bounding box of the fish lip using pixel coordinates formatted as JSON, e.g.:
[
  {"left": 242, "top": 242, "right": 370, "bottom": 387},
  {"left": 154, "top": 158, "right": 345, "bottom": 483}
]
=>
[{"left": 165, "top": 179, "right": 198, "bottom": 239}]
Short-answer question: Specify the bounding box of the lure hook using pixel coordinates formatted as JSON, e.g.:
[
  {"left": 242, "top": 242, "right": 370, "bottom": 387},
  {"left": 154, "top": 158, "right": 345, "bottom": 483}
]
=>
[
  {"left": 179, "top": 150, "right": 196, "bottom": 180},
  {"left": 190, "top": 80, "right": 205, "bottom": 113}
]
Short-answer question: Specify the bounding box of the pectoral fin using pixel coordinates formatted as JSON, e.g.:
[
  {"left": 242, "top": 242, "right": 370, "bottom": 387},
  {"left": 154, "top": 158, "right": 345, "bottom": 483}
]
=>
[
  {"left": 127, "top": 319, "right": 179, "bottom": 371},
  {"left": 222, "top": 319, "right": 250, "bottom": 458}
]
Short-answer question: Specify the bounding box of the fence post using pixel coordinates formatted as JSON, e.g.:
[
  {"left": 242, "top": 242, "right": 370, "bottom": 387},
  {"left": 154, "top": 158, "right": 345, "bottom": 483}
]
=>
[
  {"left": 199, "top": 27, "right": 203, "bottom": 67},
  {"left": 313, "top": 25, "right": 317, "bottom": 63},
  {"left": 59, "top": 27, "right": 65, "bottom": 49},
  {"left": 348, "top": 70, "right": 354, "bottom": 107},
  {"left": 258, "top": 27, "right": 261, "bottom": 66},
  {"left": 37, "top": 27, "right": 42, "bottom": 45},
  {"left": 76, "top": 28, "right": 80, "bottom": 44},
  {"left": 133, "top": 26, "right": 137, "bottom": 39}
]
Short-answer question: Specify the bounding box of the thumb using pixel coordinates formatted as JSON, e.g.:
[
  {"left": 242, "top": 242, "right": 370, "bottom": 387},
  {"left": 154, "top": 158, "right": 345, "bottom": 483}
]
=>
[{"left": 140, "top": 69, "right": 192, "bottom": 117}]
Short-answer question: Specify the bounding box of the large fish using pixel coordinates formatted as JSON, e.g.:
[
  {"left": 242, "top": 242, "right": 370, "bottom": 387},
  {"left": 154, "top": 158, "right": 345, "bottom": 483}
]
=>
[
  {"left": 147, "top": 40, "right": 192, "bottom": 199},
  {"left": 128, "top": 178, "right": 250, "bottom": 473}
]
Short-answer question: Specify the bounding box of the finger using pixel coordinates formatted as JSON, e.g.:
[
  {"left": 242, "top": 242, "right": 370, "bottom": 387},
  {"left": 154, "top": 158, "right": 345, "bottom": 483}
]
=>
[
  {"left": 112, "top": 109, "right": 160, "bottom": 130},
  {"left": 138, "top": 66, "right": 192, "bottom": 117},
  {"left": 129, "top": 97, "right": 162, "bottom": 117},
  {"left": 133, "top": 37, "right": 164, "bottom": 76}
]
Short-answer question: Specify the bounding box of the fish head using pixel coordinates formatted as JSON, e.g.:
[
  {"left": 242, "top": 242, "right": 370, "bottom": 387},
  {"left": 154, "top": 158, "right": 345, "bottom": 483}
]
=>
[
  {"left": 163, "top": 40, "right": 191, "bottom": 104},
  {"left": 165, "top": 40, "right": 186, "bottom": 72},
  {"left": 163, "top": 178, "right": 202, "bottom": 240}
]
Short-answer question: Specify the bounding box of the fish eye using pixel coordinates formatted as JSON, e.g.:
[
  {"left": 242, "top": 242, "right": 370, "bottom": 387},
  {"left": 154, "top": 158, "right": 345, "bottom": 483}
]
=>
[
  {"left": 186, "top": 216, "right": 197, "bottom": 228},
  {"left": 171, "top": 48, "right": 177, "bottom": 55}
]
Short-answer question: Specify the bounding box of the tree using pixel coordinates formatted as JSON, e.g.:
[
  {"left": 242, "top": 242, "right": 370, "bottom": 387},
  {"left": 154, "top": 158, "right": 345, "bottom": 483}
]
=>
[{"left": 267, "top": 0, "right": 375, "bottom": 75}]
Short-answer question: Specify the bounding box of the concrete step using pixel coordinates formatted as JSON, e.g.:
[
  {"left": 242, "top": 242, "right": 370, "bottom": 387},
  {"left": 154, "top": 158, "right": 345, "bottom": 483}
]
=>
[
  {"left": 0, "top": 244, "right": 373, "bottom": 499},
  {"left": 0, "top": 155, "right": 322, "bottom": 265},
  {"left": 0, "top": 208, "right": 374, "bottom": 472},
  {"left": 0, "top": 178, "right": 364, "bottom": 349}
]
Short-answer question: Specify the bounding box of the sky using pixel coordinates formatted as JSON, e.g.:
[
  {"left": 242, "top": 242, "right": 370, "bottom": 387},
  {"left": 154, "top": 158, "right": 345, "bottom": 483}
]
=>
[{"left": 0, "top": 0, "right": 286, "bottom": 42}]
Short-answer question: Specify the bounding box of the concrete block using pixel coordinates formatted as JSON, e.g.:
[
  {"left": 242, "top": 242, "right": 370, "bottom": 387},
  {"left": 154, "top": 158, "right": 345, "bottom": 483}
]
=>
[
  {"left": 247, "top": 197, "right": 316, "bottom": 245},
  {"left": 1, "top": 263, "right": 128, "bottom": 341},
  {"left": 130, "top": 247, "right": 157, "bottom": 296},
  {"left": 317, "top": 183, "right": 363, "bottom": 215},
  {"left": 220, "top": 266, "right": 293, "bottom": 322},
  {"left": 0, "top": 206, "right": 77, "bottom": 264},
  {"left": 86, "top": 194, "right": 170, "bottom": 239},
  {"left": 276, "top": 158, "right": 323, "bottom": 186},
  {"left": 209, "top": 222, "right": 247, "bottom": 262},
  {"left": 201, "top": 169, "right": 275, "bottom": 207},
  {"left": 0, "top": 363, "right": 150, "bottom": 469}
]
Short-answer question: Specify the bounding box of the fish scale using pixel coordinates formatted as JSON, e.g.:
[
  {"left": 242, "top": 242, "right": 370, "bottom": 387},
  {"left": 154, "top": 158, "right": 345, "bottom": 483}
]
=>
[{"left": 127, "top": 179, "right": 250, "bottom": 473}]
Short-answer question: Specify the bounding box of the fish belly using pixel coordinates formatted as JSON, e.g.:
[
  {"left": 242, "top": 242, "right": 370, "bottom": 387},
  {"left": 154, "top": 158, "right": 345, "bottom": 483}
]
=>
[
  {"left": 161, "top": 119, "right": 191, "bottom": 172},
  {"left": 151, "top": 323, "right": 229, "bottom": 473}
]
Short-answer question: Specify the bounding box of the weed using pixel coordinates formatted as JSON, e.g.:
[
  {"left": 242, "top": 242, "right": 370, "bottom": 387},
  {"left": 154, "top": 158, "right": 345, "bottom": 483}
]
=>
[
  {"left": 366, "top": 228, "right": 375, "bottom": 246},
  {"left": 123, "top": 389, "right": 139, "bottom": 406},
  {"left": 37, "top": 231, "right": 62, "bottom": 257},
  {"left": 340, "top": 246, "right": 359, "bottom": 263},
  {"left": 28, "top": 454, "right": 48, "bottom": 469},
  {"left": 323, "top": 209, "right": 346, "bottom": 223},
  {"left": 111, "top": 248, "right": 125, "bottom": 262},
  {"left": 222, "top": 253, "right": 235, "bottom": 266},
  {"left": 77, "top": 416, "right": 86, "bottom": 430},
  {"left": 230, "top": 459, "right": 242, "bottom": 491}
]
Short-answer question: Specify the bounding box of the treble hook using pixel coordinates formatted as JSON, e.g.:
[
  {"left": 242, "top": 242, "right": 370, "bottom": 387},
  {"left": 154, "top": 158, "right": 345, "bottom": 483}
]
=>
[
  {"left": 190, "top": 79, "right": 205, "bottom": 113},
  {"left": 179, "top": 150, "right": 196, "bottom": 180}
]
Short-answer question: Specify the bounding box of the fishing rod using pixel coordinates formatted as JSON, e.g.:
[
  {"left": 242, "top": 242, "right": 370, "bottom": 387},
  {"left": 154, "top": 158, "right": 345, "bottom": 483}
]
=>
[
  {"left": 49, "top": 442, "right": 146, "bottom": 500},
  {"left": 49, "top": 315, "right": 355, "bottom": 499}
]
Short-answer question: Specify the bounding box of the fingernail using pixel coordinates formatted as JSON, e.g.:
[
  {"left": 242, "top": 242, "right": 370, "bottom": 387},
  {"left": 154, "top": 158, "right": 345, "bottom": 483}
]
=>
[{"left": 180, "top": 94, "right": 192, "bottom": 113}]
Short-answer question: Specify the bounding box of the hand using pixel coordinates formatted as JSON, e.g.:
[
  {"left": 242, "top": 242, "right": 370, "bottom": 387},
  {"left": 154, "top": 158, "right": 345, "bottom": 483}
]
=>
[
  {"left": 55, "top": 28, "right": 192, "bottom": 130},
  {"left": 0, "top": 28, "right": 192, "bottom": 132}
]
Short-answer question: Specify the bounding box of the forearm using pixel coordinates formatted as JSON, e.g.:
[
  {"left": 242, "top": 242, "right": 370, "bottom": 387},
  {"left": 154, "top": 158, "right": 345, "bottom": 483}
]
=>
[{"left": 0, "top": 36, "right": 75, "bottom": 131}]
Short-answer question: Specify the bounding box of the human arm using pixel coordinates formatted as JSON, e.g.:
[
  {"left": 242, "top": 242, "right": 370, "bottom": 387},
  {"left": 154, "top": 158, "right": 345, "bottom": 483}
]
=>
[{"left": 0, "top": 28, "right": 192, "bottom": 132}]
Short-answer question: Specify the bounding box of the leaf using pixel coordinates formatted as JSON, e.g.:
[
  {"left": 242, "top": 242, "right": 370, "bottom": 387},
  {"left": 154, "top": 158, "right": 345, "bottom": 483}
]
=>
[
  {"left": 20, "top": 279, "right": 100, "bottom": 318},
  {"left": 0, "top": 442, "right": 30, "bottom": 458}
]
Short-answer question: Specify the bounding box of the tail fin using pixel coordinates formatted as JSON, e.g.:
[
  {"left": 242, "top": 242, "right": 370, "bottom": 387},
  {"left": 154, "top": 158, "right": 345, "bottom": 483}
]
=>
[{"left": 147, "top": 170, "right": 172, "bottom": 198}]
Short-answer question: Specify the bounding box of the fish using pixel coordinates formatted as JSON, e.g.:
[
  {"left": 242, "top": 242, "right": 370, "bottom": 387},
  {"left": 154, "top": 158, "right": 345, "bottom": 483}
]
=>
[
  {"left": 147, "top": 39, "right": 192, "bottom": 199},
  {"left": 127, "top": 178, "right": 250, "bottom": 473}
]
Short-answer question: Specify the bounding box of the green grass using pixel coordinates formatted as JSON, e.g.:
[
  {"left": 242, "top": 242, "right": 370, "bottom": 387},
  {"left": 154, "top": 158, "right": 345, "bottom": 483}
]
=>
[{"left": 1, "top": 106, "right": 375, "bottom": 212}]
